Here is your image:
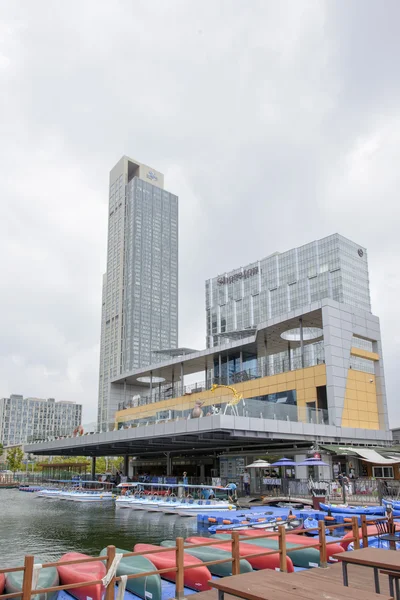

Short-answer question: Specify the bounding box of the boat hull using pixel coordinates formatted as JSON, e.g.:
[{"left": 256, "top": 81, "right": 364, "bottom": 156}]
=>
[
  {"left": 100, "top": 547, "right": 161, "bottom": 600},
  {"left": 341, "top": 522, "right": 400, "bottom": 550},
  {"left": 185, "top": 536, "right": 294, "bottom": 572},
  {"left": 319, "top": 502, "right": 384, "bottom": 515},
  {"left": 160, "top": 540, "right": 253, "bottom": 576},
  {"left": 6, "top": 567, "right": 59, "bottom": 600},
  {"left": 216, "top": 533, "right": 321, "bottom": 569},
  {"left": 134, "top": 543, "right": 211, "bottom": 591},
  {"left": 57, "top": 552, "right": 106, "bottom": 600}
]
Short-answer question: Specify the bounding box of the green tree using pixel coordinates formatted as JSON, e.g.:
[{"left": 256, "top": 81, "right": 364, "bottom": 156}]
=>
[
  {"left": 7, "top": 447, "right": 24, "bottom": 472},
  {"left": 0, "top": 443, "right": 3, "bottom": 458}
]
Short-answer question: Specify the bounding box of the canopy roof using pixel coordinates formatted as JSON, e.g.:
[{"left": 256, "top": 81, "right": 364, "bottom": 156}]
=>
[{"left": 320, "top": 445, "right": 400, "bottom": 464}]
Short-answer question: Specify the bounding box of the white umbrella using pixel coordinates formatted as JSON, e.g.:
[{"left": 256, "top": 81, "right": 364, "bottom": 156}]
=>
[{"left": 246, "top": 459, "right": 271, "bottom": 468}]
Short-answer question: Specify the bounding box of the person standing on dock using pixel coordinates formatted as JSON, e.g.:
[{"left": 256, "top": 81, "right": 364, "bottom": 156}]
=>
[{"left": 242, "top": 469, "right": 251, "bottom": 496}]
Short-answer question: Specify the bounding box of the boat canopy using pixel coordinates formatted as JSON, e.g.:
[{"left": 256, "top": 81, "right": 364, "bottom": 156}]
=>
[{"left": 117, "top": 482, "right": 231, "bottom": 490}]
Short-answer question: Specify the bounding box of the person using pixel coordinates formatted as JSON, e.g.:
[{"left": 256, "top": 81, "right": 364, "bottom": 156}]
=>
[
  {"left": 183, "top": 471, "right": 188, "bottom": 485},
  {"left": 226, "top": 482, "right": 237, "bottom": 503},
  {"left": 242, "top": 469, "right": 251, "bottom": 496}
]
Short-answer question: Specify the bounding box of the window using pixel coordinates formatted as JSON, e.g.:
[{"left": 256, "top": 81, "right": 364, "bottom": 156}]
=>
[{"left": 372, "top": 466, "right": 394, "bottom": 479}]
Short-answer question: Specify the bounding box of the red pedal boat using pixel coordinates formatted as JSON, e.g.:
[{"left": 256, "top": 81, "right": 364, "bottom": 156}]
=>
[
  {"left": 0, "top": 573, "right": 5, "bottom": 595},
  {"left": 57, "top": 552, "right": 106, "bottom": 600},
  {"left": 185, "top": 536, "right": 294, "bottom": 572},
  {"left": 134, "top": 543, "right": 211, "bottom": 591}
]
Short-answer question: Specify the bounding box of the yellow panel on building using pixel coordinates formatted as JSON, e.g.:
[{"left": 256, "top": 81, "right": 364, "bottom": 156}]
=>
[{"left": 341, "top": 369, "right": 379, "bottom": 430}]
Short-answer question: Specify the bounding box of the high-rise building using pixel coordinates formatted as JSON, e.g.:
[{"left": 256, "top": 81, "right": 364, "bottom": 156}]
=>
[
  {"left": 206, "top": 234, "right": 371, "bottom": 348},
  {"left": 0, "top": 394, "right": 82, "bottom": 445},
  {"left": 97, "top": 157, "right": 178, "bottom": 432}
]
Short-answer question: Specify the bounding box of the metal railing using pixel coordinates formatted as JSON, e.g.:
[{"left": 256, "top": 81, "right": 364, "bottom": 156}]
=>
[{"left": 117, "top": 353, "right": 326, "bottom": 411}]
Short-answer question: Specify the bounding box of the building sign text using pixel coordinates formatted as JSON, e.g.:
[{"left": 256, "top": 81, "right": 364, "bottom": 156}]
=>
[{"left": 217, "top": 266, "right": 259, "bottom": 286}]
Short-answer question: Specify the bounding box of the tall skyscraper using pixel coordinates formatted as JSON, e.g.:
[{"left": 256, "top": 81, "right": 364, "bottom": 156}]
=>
[{"left": 97, "top": 157, "right": 178, "bottom": 431}]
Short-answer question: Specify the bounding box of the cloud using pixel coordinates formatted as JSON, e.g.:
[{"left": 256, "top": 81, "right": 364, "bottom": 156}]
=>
[{"left": 0, "top": 0, "right": 399, "bottom": 428}]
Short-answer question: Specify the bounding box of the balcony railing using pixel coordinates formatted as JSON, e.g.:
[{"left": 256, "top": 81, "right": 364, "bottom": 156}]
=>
[
  {"left": 117, "top": 353, "right": 326, "bottom": 412},
  {"left": 116, "top": 392, "right": 329, "bottom": 430}
]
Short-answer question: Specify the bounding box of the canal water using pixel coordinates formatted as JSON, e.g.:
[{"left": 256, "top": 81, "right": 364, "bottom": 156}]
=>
[{"left": 0, "top": 490, "right": 200, "bottom": 567}]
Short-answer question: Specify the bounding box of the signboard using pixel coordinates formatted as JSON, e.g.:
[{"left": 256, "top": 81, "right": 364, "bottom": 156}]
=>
[
  {"left": 217, "top": 266, "right": 259, "bottom": 286},
  {"left": 146, "top": 170, "right": 158, "bottom": 182},
  {"left": 263, "top": 478, "right": 281, "bottom": 485}
]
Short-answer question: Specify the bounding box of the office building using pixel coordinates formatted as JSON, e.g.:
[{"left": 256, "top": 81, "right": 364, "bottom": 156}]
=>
[
  {"left": 0, "top": 394, "right": 82, "bottom": 446},
  {"left": 206, "top": 234, "right": 371, "bottom": 348},
  {"left": 111, "top": 234, "right": 388, "bottom": 445},
  {"left": 97, "top": 157, "right": 178, "bottom": 432},
  {"left": 27, "top": 235, "right": 391, "bottom": 480}
]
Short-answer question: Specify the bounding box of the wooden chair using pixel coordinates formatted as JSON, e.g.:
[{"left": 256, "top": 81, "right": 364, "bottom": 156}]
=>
[{"left": 375, "top": 519, "right": 396, "bottom": 547}]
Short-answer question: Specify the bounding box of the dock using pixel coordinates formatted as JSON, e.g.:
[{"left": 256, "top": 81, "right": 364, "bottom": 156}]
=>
[{"left": 0, "top": 515, "right": 398, "bottom": 600}]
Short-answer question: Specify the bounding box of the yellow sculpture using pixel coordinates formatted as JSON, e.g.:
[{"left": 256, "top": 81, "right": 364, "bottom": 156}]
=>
[{"left": 210, "top": 383, "right": 244, "bottom": 416}]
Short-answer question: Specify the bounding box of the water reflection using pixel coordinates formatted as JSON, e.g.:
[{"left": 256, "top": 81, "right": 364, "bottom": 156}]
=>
[{"left": 0, "top": 491, "right": 199, "bottom": 567}]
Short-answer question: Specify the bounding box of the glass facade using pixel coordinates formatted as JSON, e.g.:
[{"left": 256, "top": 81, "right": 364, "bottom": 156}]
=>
[
  {"left": 123, "top": 178, "right": 178, "bottom": 370},
  {"left": 97, "top": 158, "right": 178, "bottom": 432},
  {"left": 206, "top": 234, "right": 371, "bottom": 348}
]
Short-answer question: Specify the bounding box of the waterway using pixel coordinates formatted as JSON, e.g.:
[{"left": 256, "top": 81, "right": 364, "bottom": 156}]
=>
[{"left": 0, "top": 490, "right": 200, "bottom": 567}]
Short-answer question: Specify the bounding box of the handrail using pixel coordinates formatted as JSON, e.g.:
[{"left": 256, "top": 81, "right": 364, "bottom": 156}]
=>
[{"left": 2, "top": 514, "right": 397, "bottom": 599}]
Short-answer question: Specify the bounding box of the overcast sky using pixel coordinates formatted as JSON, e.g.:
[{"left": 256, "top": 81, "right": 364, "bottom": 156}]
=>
[{"left": 1, "top": 1, "right": 399, "bottom": 427}]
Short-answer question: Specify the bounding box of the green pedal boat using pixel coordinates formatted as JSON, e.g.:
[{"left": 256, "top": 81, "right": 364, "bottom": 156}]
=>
[
  {"left": 160, "top": 540, "right": 253, "bottom": 576},
  {"left": 215, "top": 534, "right": 320, "bottom": 569},
  {"left": 100, "top": 547, "right": 161, "bottom": 600},
  {"left": 6, "top": 566, "right": 59, "bottom": 600}
]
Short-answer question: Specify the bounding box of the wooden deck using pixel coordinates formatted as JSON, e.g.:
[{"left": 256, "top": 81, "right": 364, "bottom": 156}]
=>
[{"left": 186, "top": 563, "right": 393, "bottom": 600}]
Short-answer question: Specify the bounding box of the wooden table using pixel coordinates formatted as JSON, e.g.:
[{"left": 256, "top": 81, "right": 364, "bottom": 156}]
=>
[
  {"left": 209, "top": 569, "right": 391, "bottom": 600},
  {"left": 333, "top": 548, "right": 400, "bottom": 594}
]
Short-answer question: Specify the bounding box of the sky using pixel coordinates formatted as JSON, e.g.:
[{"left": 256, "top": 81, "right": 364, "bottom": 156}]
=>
[{"left": 1, "top": 1, "right": 399, "bottom": 426}]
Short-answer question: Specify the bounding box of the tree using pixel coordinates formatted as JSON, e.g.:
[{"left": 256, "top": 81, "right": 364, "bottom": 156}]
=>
[
  {"left": 7, "top": 447, "right": 24, "bottom": 472},
  {"left": 0, "top": 443, "right": 3, "bottom": 459}
]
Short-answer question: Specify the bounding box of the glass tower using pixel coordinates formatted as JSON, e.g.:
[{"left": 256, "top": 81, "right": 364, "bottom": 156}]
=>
[
  {"left": 97, "top": 157, "right": 178, "bottom": 432},
  {"left": 206, "top": 234, "right": 371, "bottom": 348}
]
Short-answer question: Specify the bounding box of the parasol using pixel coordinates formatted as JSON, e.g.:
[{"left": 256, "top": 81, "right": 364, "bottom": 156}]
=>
[{"left": 246, "top": 459, "right": 271, "bottom": 468}]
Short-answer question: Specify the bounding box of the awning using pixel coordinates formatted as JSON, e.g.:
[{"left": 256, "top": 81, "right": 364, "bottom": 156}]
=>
[{"left": 348, "top": 448, "right": 398, "bottom": 464}]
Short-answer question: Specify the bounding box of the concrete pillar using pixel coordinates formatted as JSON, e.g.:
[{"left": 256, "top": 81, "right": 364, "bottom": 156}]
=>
[
  {"left": 288, "top": 342, "right": 291, "bottom": 371},
  {"left": 150, "top": 371, "right": 153, "bottom": 402},
  {"left": 264, "top": 336, "right": 268, "bottom": 377},
  {"left": 180, "top": 362, "right": 184, "bottom": 396},
  {"left": 123, "top": 455, "right": 129, "bottom": 476},
  {"left": 200, "top": 464, "right": 206, "bottom": 481},
  {"left": 226, "top": 353, "right": 230, "bottom": 384},
  {"left": 91, "top": 457, "right": 96, "bottom": 481},
  {"left": 218, "top": 354, "right": 222, "bottom": 382},
  {"left": 299, "top": 317, "right": 304, "bottom": 368},
  {"left": 166, "top": 452, "right": 172, "bottom": 476}
]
